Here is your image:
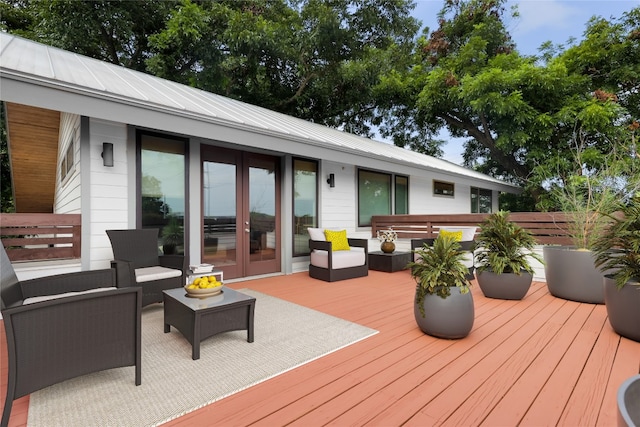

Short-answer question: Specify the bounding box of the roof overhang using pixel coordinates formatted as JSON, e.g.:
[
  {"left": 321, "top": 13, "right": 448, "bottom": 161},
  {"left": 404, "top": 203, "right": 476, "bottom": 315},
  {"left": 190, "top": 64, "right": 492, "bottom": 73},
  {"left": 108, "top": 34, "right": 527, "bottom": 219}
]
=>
[{"left": 0, "top": 33, "right": 521, "bottom": 194}]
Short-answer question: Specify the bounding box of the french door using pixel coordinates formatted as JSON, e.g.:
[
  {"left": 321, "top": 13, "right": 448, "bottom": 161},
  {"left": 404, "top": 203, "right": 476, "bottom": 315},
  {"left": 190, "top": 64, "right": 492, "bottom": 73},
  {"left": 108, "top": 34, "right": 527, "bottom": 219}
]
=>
[{"left": 201, "top": 146, "right": 280, "bottom": 279}]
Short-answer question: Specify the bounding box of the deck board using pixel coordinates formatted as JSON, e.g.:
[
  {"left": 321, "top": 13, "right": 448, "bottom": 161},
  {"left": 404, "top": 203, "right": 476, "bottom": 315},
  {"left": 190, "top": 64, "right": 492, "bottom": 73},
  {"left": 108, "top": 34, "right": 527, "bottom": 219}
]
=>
[{"left": 2, "top": 270, "right": 639, "bottom": 427}]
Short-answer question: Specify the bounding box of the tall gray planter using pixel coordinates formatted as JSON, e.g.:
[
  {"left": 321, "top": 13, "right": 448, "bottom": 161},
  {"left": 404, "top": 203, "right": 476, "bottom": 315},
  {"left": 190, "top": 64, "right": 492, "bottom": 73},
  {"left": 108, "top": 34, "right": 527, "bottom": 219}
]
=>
[
  {"left": 618, "top": 374, "right": 640, "bottom": 427},
  {"left": 414, "top": 287, "right": 474, "bottom": 339},
  {"left": 543, "top": 246, "right": 605, "bottom": 304},
  {"left": 604, "top": 276, "right": 640, "bottom": 343},
  {"left": 477, "top": 270, "right": 533, "bottom": 300}
]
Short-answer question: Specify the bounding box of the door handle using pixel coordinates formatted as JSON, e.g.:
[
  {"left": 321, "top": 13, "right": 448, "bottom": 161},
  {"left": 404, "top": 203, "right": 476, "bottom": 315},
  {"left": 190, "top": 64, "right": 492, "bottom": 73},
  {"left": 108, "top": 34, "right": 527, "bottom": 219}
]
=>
[{"left": 245, "top": 228, "right": 250, "bottom": 233}]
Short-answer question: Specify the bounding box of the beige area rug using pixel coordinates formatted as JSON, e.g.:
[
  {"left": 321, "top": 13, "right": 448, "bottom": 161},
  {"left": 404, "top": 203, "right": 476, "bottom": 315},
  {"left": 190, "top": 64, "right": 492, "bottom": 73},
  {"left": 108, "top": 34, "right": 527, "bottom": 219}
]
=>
[{"left": 27, "top": 289, "right": 378, "bottom": 426}]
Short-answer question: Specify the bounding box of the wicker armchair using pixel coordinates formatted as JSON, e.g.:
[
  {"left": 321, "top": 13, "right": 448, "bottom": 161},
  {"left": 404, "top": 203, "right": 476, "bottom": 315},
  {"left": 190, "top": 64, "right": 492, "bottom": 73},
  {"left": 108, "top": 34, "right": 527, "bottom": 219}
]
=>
[
  {"left": 307, "top": 228, "right": 368, "bottom": 282},
  {"left": 107, "top": 229, "right": 186, "bottom": 307},
  {"left": 1, "top": 245, "right": 142, "bottom": 427}
]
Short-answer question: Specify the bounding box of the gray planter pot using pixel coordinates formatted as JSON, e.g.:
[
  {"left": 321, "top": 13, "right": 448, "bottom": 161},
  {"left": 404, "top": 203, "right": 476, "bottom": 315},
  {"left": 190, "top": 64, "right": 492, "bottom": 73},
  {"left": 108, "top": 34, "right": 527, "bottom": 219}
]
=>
[
  {"left": 477, "top": 270, "right": 533, "bottom": 300},
  {"left": 414, "top": 287, "right": 474, "bottom": 339},
  {"left": 604, "top": 276, "right": 640, "bottom": 343},
  {"left": 543, "top": 246, "right": 605, "bottom": 304},
  {"left": 618, "top": 374, "right": 640, "bottom": 427}
]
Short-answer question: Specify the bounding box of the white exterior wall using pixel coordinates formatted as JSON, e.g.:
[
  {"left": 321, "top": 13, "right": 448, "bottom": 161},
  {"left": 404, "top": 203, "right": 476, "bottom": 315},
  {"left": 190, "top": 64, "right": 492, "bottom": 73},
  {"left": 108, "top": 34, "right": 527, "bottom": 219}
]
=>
[
  {"left": 85, "top": 118, "right": 129, "bottom": 270},
  {"left": 55, "top": 113, "right": 82, "bottom": 214}
]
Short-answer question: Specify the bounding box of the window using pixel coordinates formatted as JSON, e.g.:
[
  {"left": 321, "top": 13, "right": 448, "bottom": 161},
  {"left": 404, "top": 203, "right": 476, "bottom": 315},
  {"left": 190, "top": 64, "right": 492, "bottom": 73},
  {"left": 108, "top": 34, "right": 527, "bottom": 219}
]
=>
[
  {"left": 358, "top": 170, "right": 408, "bottom": 227},
  {"left": 293, "top": 158, "right": 318, "bottom": 256},
  {"left": 471, "top": 187, "right": 493, "bottom": 213},
  {"left": 139, "top": 132, "right": 187, "bottom": 255},
  {"left": 433, "top": 180, "right": 454, "bottom": 197},
  {"left": 60, "top": 137, "right": 75, "bottom": 182},
  {"left": 395, "top": 175, "right": 409, "bottom": 214}
]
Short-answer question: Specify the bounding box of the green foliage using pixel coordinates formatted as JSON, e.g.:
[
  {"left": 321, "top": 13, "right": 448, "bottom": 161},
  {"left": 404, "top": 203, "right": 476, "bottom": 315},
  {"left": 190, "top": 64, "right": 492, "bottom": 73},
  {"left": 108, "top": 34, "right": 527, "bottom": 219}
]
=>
[
  {"left": 162, "top": 215, "right": 184, "bottom": 246},
  {"left": 474, "top": 211, "right": 542, "bottom": 275},
  {"left": 408, "top": 235, "right": 471, "bottom": 317},
  {"left": 536, "top": 126, "right": 640, "bottom": 249},
  {"left": 377, "top": 0, "right": 639, "bottom": 208},
  {"left": 593, "top": 203, "right": 640, "bottom": 289},
  {"left": 0, "top": 102, "right": 14, "bottom": 213}
]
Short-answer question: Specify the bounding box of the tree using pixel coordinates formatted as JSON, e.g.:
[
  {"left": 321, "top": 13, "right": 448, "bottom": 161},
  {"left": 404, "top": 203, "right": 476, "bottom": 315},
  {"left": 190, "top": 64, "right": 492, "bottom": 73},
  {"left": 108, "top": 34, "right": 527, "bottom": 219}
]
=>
[
  {"left": 0, "top": 102, "right": 14, "bottom": 212},
  {"left": 376, "top": 0, "right": 638, "bottom": 207}
]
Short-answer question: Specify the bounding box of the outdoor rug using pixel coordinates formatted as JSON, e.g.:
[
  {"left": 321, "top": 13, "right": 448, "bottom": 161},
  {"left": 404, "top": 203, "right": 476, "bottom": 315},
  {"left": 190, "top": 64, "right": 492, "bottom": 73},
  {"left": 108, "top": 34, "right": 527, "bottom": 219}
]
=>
[{"left": 27, "top": 289, "right": 378, "bottom": 426}]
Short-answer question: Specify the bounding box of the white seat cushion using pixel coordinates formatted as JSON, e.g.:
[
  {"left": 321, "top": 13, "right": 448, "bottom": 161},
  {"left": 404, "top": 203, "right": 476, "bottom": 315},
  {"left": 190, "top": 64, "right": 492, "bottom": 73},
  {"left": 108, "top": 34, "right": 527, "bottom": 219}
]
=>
[
  {"left": 24, "top": 287, "right": 118, "bottom": 305},
  {"left": 310, "top": 247, "right": 366, "bottom": 270},
  {"left": 135, "top": 266, "right": 182, "bottom": 283}
]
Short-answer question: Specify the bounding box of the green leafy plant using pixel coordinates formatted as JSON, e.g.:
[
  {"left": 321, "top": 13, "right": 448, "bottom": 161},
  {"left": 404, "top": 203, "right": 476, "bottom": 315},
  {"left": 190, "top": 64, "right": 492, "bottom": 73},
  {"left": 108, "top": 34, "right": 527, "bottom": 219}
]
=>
[
  {"left": 593, "top": 203, "right": 640, "bottom": 289},
  {"left": 162, "top": 216, "right": 183, "bottom": 247},
  {"left": 474, "top": 211, "right": 542, "bottom": 275},
  {"left": 538, "top": 125, "right": 640, "bottom": 249},
  {"left": 408, "top": 235, "right": 471, "bottom": 317}
]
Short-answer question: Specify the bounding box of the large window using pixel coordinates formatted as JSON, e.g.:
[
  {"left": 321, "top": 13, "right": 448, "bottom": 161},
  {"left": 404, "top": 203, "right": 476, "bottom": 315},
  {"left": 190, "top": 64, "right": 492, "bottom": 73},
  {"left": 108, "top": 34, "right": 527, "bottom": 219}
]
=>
[
  {"left": 358, "top": 170, "right": 408, "bottom": 226},
  {"left": 293, "top": 158, "right": 317, "bottom": 256},
  {"left": 139, "top": 132, "right": 187, "bottom": 255},
  {"left": 471, "top": 187, "right": 493, "bottom": 213}
]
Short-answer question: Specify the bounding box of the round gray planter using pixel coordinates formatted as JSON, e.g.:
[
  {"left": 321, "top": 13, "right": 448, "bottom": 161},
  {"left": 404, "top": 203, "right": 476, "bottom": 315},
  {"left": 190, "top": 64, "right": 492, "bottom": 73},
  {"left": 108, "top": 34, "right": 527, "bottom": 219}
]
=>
[
  {"left": 477, "top": 270, "right": 533, "bottom": 300},
  {"left": 618, "top": 374, "right": 640, "bottom": 427},
  {"left": 543, "top": 246, "right": 605, "bottom": 304},
  {"left": 604, "top": 276, "right": 640, "bottom": 343},
  {"left": 414, "top": 287, "right": 474, "bottom": 339}
]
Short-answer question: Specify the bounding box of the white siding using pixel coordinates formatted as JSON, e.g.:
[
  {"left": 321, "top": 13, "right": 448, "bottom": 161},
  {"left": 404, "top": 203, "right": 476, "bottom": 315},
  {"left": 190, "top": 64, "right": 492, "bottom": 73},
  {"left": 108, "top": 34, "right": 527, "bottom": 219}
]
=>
[
  {"left": 54, "top": 113, "right": 81, "bottom": 213},
  {"left": 87, "top": 118, "right": 129, "bottom": 269}
]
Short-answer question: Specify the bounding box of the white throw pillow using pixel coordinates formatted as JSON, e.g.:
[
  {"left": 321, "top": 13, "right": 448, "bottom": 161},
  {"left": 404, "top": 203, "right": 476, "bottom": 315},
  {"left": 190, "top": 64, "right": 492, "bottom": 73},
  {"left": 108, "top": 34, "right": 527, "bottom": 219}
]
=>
[{"left": 307, "top": 227, "right": 326, "bottom": 241}]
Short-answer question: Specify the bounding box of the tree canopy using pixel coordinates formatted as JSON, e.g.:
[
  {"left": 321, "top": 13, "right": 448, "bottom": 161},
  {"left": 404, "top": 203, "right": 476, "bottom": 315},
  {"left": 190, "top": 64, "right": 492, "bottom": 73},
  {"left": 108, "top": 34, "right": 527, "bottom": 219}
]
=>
[{"left": 376, "top": 0, "right": 639, "bottom": 207}]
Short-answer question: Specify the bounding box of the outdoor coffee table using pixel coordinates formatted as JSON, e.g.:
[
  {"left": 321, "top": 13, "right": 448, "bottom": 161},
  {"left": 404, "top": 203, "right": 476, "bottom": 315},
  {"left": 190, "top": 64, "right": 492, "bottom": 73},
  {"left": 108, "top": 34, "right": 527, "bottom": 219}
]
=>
[{"left": 163, "top": 287, "right": 255, "bottom": 360}]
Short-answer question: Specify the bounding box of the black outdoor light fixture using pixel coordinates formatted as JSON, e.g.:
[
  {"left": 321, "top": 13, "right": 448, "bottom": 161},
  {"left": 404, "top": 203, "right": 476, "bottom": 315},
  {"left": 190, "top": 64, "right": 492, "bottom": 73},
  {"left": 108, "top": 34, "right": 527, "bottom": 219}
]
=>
[
  {"left": 327, "top": 173, "right": 335, "bottom": 188},
  {"left": 102, "top": 142, "right": 114, "bottom": 167}
]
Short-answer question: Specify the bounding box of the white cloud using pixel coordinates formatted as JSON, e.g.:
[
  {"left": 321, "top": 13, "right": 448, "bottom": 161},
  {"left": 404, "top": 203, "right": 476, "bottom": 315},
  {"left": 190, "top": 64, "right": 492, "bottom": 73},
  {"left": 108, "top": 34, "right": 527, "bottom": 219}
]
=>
[{"left": 508, "top": 0, "right": 577, "bottom": 36}]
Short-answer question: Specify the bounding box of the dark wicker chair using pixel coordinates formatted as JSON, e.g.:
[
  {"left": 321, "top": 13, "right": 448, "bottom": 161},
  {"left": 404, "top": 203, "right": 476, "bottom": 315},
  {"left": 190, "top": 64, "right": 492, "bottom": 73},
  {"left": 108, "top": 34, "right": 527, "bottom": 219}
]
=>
[
  {"left": 308, "top": 238, "right": 369, "bottom": 282},
  {"left": 1, "top": 245, "right": 142, "bottom": 427},
  {"left": 107, "top": 228, "right": 186, "bottom": 307}
]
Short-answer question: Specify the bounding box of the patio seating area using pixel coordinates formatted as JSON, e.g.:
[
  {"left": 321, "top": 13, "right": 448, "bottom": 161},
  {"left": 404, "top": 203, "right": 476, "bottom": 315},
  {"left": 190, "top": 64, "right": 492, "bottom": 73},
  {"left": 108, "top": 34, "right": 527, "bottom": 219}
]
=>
[{"left": 2, "top": 269, "right": 639, "bottom": 426}]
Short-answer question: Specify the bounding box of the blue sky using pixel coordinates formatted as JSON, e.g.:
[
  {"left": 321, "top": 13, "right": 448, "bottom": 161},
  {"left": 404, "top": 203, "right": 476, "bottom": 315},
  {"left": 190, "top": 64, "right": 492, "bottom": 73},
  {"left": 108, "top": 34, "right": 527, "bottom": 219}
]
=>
[{"left": 410, "top": 0, "right": 640, "bottom": 163}]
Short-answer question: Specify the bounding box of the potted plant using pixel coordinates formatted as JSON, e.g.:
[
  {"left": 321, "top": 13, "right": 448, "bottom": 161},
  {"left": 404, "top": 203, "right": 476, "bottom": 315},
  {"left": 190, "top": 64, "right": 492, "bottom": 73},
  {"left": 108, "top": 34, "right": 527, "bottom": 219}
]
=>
[
  {"left": 474, "top": 211, "right": 543, "bottom": 300},
  {"left": 376, "top": 228, "right": 398, "bottom": 253},
  {"left": 540, "top": 136, "right": 636, "bottom": 304},
  {"left": 593, "top": 203, "right": 640, "bottom": 342},
  {"left": 407, "top": 234, "right": 474, "bottom": 339},
  {"left": 162, "top": 216, "right": 183, "bottom": 255},
  {"left": 617, "top": 374, "right": 640, "bottom": 426}
]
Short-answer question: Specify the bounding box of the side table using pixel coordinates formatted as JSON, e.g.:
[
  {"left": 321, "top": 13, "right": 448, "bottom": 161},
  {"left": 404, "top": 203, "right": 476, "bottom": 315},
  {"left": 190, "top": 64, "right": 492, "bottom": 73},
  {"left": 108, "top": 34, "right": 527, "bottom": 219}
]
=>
[
  {"left": 163, "top": 287, "right": 255, "bottom": 360},
  {"left": 368, "top": 251, "right": 412, "bottom": 272}
]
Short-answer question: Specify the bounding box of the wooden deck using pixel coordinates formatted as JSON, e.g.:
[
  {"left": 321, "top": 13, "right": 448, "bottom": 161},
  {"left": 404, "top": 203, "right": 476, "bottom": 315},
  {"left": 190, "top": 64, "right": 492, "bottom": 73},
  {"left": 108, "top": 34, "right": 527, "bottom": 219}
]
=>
[{"left": 2, "top": 270, "right": 640, "bottom": 426}]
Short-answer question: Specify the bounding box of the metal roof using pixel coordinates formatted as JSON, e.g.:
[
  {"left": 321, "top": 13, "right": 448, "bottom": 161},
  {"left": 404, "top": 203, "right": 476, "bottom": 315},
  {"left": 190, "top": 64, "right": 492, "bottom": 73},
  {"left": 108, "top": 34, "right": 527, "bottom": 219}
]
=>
[{"left": 0, "top": 32, "right": 519, "bottom": 191}]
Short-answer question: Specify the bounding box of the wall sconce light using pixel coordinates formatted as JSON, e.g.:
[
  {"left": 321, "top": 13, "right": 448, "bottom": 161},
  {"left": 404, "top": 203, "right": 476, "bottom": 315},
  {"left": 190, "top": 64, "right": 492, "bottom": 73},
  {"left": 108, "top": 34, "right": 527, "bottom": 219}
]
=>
[
  {"left": 102, "top": 142, "right": 114, "bottom": 167},
  {"left": 327, "top": 173, "right": 335, "bottom": 188}
]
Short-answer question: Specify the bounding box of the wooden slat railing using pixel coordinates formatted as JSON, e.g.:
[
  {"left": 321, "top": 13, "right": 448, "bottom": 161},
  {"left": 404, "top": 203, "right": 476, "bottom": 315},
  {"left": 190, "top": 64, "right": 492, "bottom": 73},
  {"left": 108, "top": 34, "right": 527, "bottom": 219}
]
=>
[
  {"left": 0, "top": 213, "right": 81, "bottom": 261},
  {"left": 371, "top": 212, "right": 574, "bottom": 246}
]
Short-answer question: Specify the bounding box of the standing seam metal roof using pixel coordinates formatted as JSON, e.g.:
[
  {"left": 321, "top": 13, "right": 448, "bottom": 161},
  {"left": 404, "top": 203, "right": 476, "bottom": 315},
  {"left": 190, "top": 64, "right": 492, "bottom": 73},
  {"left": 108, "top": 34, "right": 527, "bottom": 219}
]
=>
[{"left": 0, "top": 32, "right": 519, "bottom": 190}]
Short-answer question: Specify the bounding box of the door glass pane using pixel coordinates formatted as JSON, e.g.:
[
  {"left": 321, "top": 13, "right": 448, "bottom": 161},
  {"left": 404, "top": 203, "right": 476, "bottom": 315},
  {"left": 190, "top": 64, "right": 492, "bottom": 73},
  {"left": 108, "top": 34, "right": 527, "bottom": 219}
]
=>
[
  {"left": 203, "top": 162, "right": 237, "bottom": 266},
  {"left": 293, "top": 159, "right": 317, "bottom": 256},
  {"left": 249, "top": 163, "right": 276, "bottom": 261},
  {"left": 141, "top": 135, "right": 185, "bottom": 255},
  {"left": 358, "top": 170, "right": 391, "bottom": 226},
  {"left": 395, "top": 175, "right": 408, "bottom": 214}
]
